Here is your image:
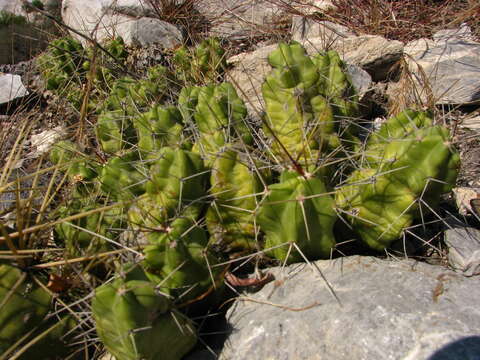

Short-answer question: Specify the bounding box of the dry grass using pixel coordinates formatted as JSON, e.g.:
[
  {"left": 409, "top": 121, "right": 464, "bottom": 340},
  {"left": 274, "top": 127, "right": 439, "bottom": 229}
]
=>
[{"left": 323, "top": 0, "right": 480, "bottom": 42}]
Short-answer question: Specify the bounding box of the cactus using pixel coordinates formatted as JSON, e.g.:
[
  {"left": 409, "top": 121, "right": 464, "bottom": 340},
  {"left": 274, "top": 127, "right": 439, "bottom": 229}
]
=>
[
  {"left": 128, "top": 147, "right": 207, "bottom": 229},
  {"left": 82, "top": 37, "right": 128, "bottom": 89},
  {"left": 99, "top": 151, "right": 148, "bottom": 201},
  {"left": 50, "top": 140, "right": 101, "bottom": 197},
  {"left": 96, "top": 65, "right": 171, "bottom": 154},
  {"left": 173, "top": 37, "right": 226, "bottom": 84},
  {"left": 206, "top": 150, "right": 265, "bottom": 254},
  {"left": 50, "top": 140, "right": 98, "bottom": 180},
  {"left": 18, "top": 315, "right": 79, "bottom": 360},
  {"left": 92, "top": 265, "right": 197, "bottom": 360},
  {"left": 37, "top": 37, "right": 85, "bottom": 91},
  {"left": 335, "top": 110, "right": 460, "bottom": 251},
  {"left": 143, "top": 217, "right": 225, "bottom": 302},
  {"left": 178, "top": 83, "right": 251, "bottom": 161},
  {"left": 55, "top": 200, "right": 127, "bottom": 257},
  {"left": 132, "top": 105, "right": 185, "bottom": 155},
  {"left": 262, "top": 42, "right": 359, "bottom": 170},
  {"left": 0, "top": 265, "right": 51, "bottom": 354},
  {"left": 258, "top": 172, "right": 337, "bottom": 263}
]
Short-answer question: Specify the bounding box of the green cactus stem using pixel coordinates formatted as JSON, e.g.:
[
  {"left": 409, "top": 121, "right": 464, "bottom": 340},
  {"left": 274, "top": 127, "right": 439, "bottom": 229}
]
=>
[
  {"left": 173, "top": 37, "right": 226, "bottom": 84},
  {"left": 258, "top": 172, "right": 337, "bottom": 263},
  {"left": 55, "top": 200, "right": 127, "bottom": 257},
  {"left": 206, "top": 150, "right": 265, "bottom": 254},
  {"left": 92, "top": 265, "right": 197, "bottom": 360},
  {"left": 335, "top": 110, "right": 460, "bottom": 251},
  {"left": 0, "top": 265, "right": 51, "bottom": 354},
  {"left": 143, "top": 217, "right": 225, "bottom": 303},
  {"left": 262, "top": 42, "right": 360, "bottom": 171},
  {"left": 132, "top": 105, "right": 184, "bottom": 155},
  {"left": 178, "top": 83, "right": 251, "bottom": 161},
  {"left": 99, "top": 152, "right": 148, "bottom": 201}
]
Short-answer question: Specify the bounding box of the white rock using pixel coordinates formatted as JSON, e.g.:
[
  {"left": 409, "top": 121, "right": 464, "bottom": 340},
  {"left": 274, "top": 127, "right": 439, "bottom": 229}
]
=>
[
  {"left": 433, "top": 23, "right": 476, "bottom": 42},
  {"left": 292, "top": 19, "right": 355, "bottom": 43},
  {"left": 459, "top": 115, "right": 480, "bottom": 132},
  {"left": 194, "top": 0, "right": 286, "bottom": 41},
  {"left": 0, "top": 74, "right": 29, "bottom": 105},
  {"left": 291, "top": 0, "right": 338, "bottom": 15},
  {"left": 452, "top": 187, "right": 480, "bottom": 216},
  {"left": 402, "top": 27, "right": 480, "bottom": 105},
  {"left": 445, "top": 227, "right": 480, "bottom": 277},
  {"left": 62, "top": 0, "right": 182, "bottom": 47},
  {"left": 0, "top": 0, "right": 28, "bottom": 17},
  {"left": 29, "top": 126, "right": 67, "bottom": 157}
]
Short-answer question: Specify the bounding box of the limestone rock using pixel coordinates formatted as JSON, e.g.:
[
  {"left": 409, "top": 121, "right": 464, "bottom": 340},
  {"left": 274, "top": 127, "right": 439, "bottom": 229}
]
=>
[
  {"left": 445, "top": 227, "right": 480, "bottom": 277},
  {"left": 62, "top": 0, "right": 182, "bottom": 47},
  {"left": 0, "top": 74, "right": 29, "bottom": 106},
  {"left": 293, "top": 0, "right": 338, "bottom": 15},
  {"left": 401, "top": 26, "right": 480, "bottom": 105},
  {"left": 220, "top": 256, "right": 480, "bottom": 360},
  {"left": 0, "top": 0, "right": 27, "bottom": 17},
  {"left": 194, "top": 0, "right": 286, "bottom": 41},
  {"left": 292, "top": 19, "right": 355, "bottom": 43}
]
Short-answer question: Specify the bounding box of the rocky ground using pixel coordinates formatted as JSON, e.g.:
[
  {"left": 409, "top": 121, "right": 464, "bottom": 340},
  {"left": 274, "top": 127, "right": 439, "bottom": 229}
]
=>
[{"left": 1, "top": 1, "right": 480, "bottom": 359}]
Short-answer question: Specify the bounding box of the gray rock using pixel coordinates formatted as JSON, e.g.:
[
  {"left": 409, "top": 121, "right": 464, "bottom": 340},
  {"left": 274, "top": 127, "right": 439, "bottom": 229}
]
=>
[
  {"left": 220, "top": 256, "right": 480, "bottom": 360},
  {"left": 227, "top": 45, "right": 372, "bottom": 120},
  {"left": 433, "top": 23, "right": 476, "bottom": 42},
  {"left": 460, "top": 115, "right": 480, "bottom": 132},
  {"left": 0, "top": 0, "right": 27, "bottom": 17},
  {"left": 0, "top": 74, "right": 29, "bottom": 105},
  {"left": 292, "top": 19, "right": 355, "bottom": 43},
  {"left": 62, "top": 0, "right": 183, "bottom": 47},
  {"left": 292, "top": 0, "right": 338, "bottom": 15},
  {"left": 104, "top": 0, "right": 157, "bottom": 18},
  {"left": 402, "top": 27, "right": 480, "bottom": 105},
  {"left": 195, "top": 0, "right": 286, "bottom": 41},
  {"left": 445, "top": 227, "right": 480, "bottom": 277},
  {"left": 115, "top": 17, "right": 182, "bottom": 48}
]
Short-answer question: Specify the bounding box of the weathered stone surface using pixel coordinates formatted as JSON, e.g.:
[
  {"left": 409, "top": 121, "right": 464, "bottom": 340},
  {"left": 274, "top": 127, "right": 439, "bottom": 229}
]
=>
[
  {"left": 445, "top": 227, "right": 480, "bottom": 277},
  {"left": 29, "top": 126, "right": 67, "bottom": 156},
  {"left": 227, "top": 45, "right": 372, "bottom": 119},
  {"left": 402, "top": 27, "right": 480, "bottom": 105},
  {"left": 0, "top": 0, "right": 27, "bottom": 17},
  {"left": 460, "top": 115, "right": 480, "bottom": 132},
  {"left": 62, "top": 0, "right": 182, "bottom": 47},
  {"left": 433, "top": 23, "right": 476, "bottom": 42},
  {"left": 453, "top": 187, "right": 480, "bottom": 216},
  {"left": 115, "top": 17, "right": 182, "bottom": 47},
  {"left": 295, "top": 0, "right": 338, "bottom": 14},
  {"left": 220, "top": 256, "right": 480, "bottom": 360},
  {"left": 195, "top": 0, "right": 286, "bottom": 41},
  {"left": 0, "top": 74, "right": 28, "bottom": 105},
  {"left": 292, "top": 19, "right": 355, "bottom": 43}
]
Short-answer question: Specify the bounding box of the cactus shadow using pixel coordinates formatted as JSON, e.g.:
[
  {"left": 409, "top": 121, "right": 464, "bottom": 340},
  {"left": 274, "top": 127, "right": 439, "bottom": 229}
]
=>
[{"left": 427, "top": 336, "right": 480, "bottom": 360}]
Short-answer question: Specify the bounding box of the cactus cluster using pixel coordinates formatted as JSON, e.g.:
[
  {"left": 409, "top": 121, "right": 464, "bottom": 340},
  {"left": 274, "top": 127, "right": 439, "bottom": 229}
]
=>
[{"left": 39, "top": 38, "right": 460, "bottom": 359}]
